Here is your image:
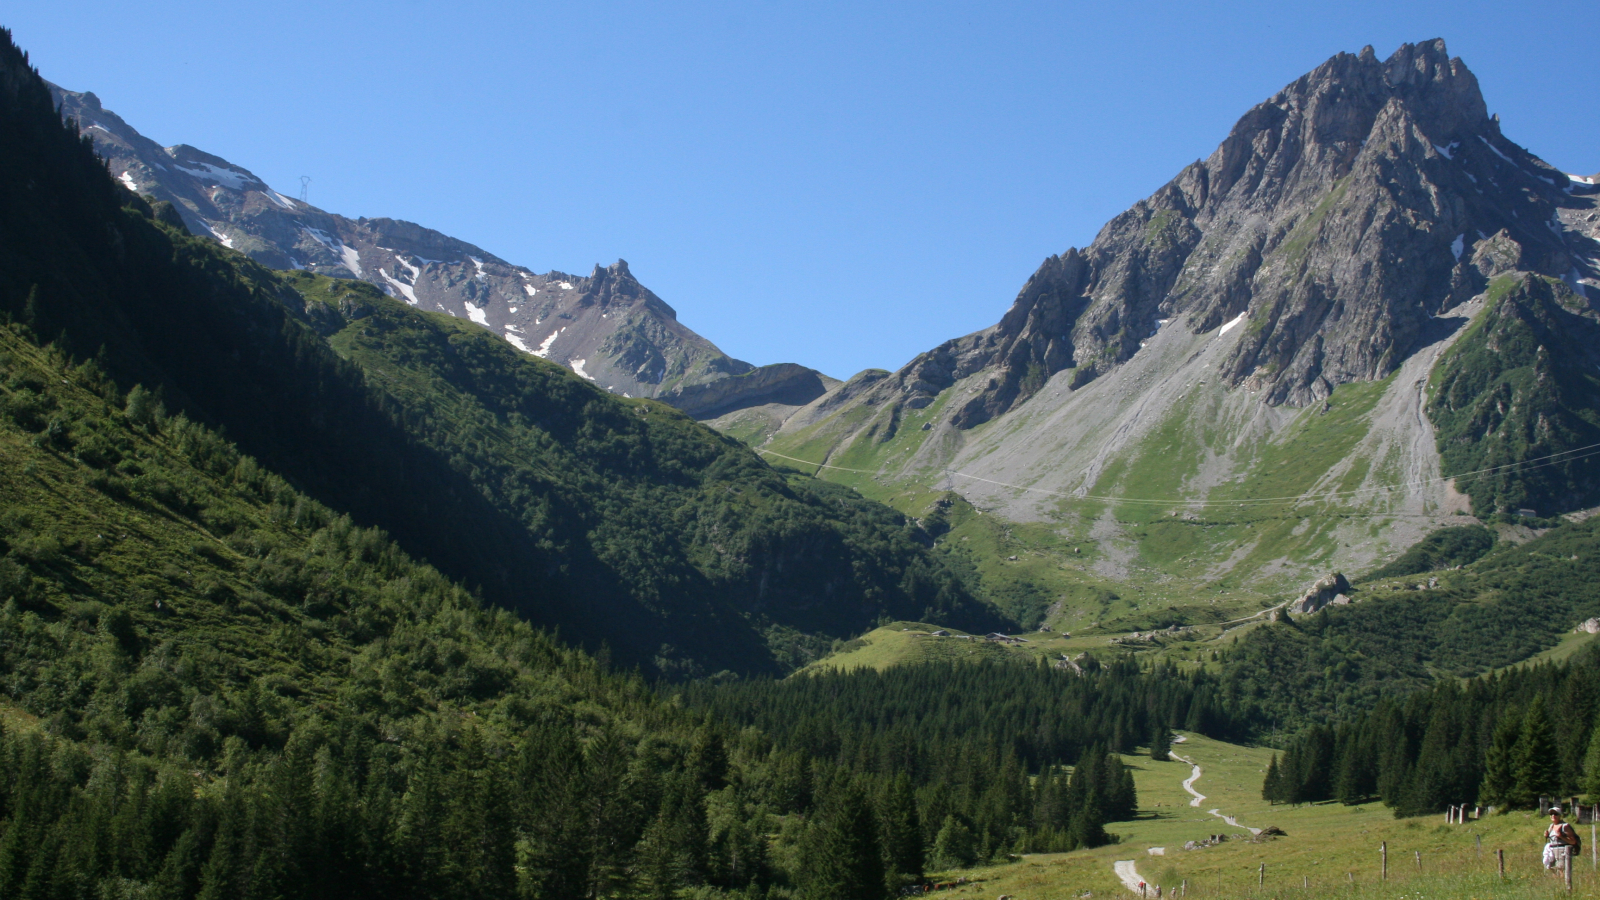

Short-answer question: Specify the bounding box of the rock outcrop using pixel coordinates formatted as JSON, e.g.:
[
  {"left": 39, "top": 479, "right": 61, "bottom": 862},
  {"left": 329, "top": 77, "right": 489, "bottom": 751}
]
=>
[
  {"left": 658, "top": 363, "right": 838, "bottom": 418},
  {"left": 1290, "top": 573, "right": 1353, "bottom": 614}
]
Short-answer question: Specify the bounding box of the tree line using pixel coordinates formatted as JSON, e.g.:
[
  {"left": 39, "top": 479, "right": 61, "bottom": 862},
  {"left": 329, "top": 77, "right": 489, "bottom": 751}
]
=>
[
  {"left": 1262, "top": 642, "right": 1600, "bottom": 817},
  {"left": 682, "top": 657, "right": 1243, "bottom": 866}
]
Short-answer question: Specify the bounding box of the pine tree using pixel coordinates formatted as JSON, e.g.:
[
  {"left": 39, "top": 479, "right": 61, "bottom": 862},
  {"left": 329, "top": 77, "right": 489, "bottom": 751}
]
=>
[
  {"left": 1481, "top": 714, "right": 1520, "bottom": 809},
  {"left": 1263, "top": 754, "right": 1283, "bottom": 805},
  {"left": 930, "top": 814, "right": 977, "bottom": 871},
  {"left": 1513, "top": 697, "right": 1561, "bottom": 809},
  {"left": 1583, "top": 720, "right": 1600, "bottom": 801},
  {"left": 1150, "top": 722, "right": 1172, "bottom": 762},
  {"left": 799, "top": 783, "right": 884, "bottom": 900}
]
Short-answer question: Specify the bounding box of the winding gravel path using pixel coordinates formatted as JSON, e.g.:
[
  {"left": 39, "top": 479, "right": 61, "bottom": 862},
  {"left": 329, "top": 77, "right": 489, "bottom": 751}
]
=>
[
  {"left": 1169, "top": 750, "right": 1260, "bottom": 835},
  {"left": 1113, "top": 859, "right": 1146, "bottom": 894},
  {"left": 1117, "top": 742, "right": 1266, "bottom": 894}
]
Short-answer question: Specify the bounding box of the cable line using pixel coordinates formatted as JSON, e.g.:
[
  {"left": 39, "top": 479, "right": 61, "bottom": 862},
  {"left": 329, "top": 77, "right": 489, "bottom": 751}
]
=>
[{"left": 755, "top": 440, "right": 1600, "bottom": 509}]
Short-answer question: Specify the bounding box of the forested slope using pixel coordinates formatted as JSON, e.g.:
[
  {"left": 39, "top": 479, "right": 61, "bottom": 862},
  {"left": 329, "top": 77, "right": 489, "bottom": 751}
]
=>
[
  {"left": 0, "top": 29, "right": 1002, "bottom": 676},
  {"left": 0, "top": 321, "right": 1173, "bottom": 897},
  {"left": 1263, "top": 642, "right": 1600, "bottom": 819},
  {"left": 1220, "top": 515, "right": 1600, "bottom": 731}
]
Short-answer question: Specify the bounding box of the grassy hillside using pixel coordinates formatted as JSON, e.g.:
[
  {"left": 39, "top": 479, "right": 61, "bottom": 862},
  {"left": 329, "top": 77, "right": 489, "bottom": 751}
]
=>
[{"left": 798, "top": 622, "right": 1125, "bottom": 674}]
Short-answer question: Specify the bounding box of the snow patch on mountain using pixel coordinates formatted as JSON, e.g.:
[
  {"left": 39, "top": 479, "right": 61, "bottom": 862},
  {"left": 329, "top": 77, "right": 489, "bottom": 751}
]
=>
[
  {"left": 534, "top": 329, "right": 562, "bottom": 359},
  {"left": 173, "top": 160, "right": 253, "bottom": 190},
  {"left": 380, "top": 269, "right": 418, "bottom": 305},
  {"left": 339, "top": 245, "right": 363, "bottom": 278},
  {"left": 392, "top": 255, "right": 421, "bottom": 283}
]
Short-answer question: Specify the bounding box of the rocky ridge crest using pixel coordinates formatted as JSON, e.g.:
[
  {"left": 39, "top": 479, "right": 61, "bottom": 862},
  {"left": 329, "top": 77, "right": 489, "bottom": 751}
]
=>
[
  {"left": 50, "top": 85, "right": 831, "bottom": 413},
  {"left": 789, "top": 40, "right": 1596, "bottom": 435}
]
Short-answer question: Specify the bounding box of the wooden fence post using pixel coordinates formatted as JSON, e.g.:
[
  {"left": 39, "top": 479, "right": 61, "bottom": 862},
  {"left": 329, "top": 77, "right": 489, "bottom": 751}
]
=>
[
  {"left": 1381, "top": 841, "right": 1387, "bottom": 880},
  {"left": 1498, "top": 848, "right": 1505, "bottom": 879},
  {"left": 1565, "top": 847, "right": 1573, "bottom": 893},
  {"left": 1259, "top": 863, "right": 1265, "bottom": 888},
  {"left": 1476, "top": 833, "right": 1482, "bottom": 857},
  {"left": 1415, "top": 850, "right": 1421, "bottom": 871}
]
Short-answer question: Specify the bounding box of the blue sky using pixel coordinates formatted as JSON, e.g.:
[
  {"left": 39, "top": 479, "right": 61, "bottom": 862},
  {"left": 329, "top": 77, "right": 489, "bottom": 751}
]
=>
[{"left": 9, "top": 2, "right": 1597, "bottom": 378}]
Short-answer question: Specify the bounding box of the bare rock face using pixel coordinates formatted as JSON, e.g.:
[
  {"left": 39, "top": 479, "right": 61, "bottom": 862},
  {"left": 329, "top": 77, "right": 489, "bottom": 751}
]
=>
[
  {"left": 1577, "top": 618, "right": 1600, "bottom": 635},
  {"left": 50, "top": 85, "right": 830, "bottom": 418},
  {"left": 1290, "top": 572, "right": 1353, "bottom": 614},
  {"left": 793, "top": 40, "right": 1596, "bottom": 432},
  {"left": 657, "top": 363, "right": 837, "bottom": 418}
]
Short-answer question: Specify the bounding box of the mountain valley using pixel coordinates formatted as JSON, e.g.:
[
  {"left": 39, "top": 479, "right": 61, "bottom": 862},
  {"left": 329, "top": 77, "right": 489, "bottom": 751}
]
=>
[{"left": 5, "top": 21, "right": 1600, "bottom": 900}]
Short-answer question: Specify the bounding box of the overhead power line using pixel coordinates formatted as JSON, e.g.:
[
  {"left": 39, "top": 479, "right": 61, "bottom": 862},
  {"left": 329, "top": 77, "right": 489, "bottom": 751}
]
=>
[{"left": 754, "top": 441, "right": 1600, "bottom": 510}]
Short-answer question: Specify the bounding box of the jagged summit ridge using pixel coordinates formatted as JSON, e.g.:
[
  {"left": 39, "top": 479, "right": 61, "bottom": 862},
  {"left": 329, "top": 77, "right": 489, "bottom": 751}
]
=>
[
  {"left": 756, "top": 40, "right": 1599, "bottom": 589},
  {"left": 50, "top": 82, "right": 833, "bottom": 414},
  {"left": 798, "top": 40, "right": 1593, "bottom": 435}
]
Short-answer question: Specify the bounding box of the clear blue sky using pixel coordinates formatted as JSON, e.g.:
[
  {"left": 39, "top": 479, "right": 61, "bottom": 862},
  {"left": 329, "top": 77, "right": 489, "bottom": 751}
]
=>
[{"left": 9, "top": 2, "right": 1597, "bottom": 378}]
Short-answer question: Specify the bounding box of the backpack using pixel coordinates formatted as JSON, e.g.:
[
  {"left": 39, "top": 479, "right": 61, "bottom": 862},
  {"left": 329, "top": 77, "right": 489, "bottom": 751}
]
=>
[{"left": 1551, "top": 822, "right": 1582, "bottom": 855}]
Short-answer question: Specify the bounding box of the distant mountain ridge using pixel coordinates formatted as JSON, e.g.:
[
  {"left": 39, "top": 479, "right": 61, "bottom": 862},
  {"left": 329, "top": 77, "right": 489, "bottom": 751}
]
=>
[
  {"left": 754, "top": 40, "right": 1600, "bottom": 591},
  {"left": 0, "top": 49, "right": 1004, "bottom": 677},
  {"left": 49, "top": 84, "right": 836, "bottom": 417}
]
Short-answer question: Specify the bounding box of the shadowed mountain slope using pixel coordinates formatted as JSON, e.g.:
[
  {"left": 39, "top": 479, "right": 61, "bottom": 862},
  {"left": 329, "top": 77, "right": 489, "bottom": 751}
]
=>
[{"left": 2, "top": 34, "right": 1004, "bottom": 676}]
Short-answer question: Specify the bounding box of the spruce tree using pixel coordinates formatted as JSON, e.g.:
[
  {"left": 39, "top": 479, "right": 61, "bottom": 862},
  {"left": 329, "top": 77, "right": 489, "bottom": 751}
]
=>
[
  {"left": 1480, "top": 714, "right": 1520, "bottom": 809},
  {"left": 930, "top": 815, "right": 977, "bottom": 871},
  {"left": 1069, "top": 789, "right": 1110, "bottom": 849},
  {"left": 799, "top": 783, "right": 884, "bottom": 900},
  {"left": 878, "top": 773, "right": 923, "bottom": 888},
  {"left": 1335, "top": 728, "right": 1377, "bottom": 804},
  {"left": 1583, "top": 720, "right": 1600, "bottom": 801},
  {"left": 1263, "top": 754, "right": 1283, "bottom": 804},
  {"left": 1150, "top": 722, "right": 1172, "bottom": 762},
  {"left": 1513, "top": 697, "right": 1561, "bottom": 809}
]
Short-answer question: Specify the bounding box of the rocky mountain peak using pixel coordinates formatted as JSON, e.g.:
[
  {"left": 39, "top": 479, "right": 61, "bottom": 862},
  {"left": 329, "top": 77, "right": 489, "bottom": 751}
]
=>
[
  {"left": 864, "top": 40, "right": 1593, "bottom": 426},
  {"left": 49, "top": 80, "right": 833, "bottom": 417}
]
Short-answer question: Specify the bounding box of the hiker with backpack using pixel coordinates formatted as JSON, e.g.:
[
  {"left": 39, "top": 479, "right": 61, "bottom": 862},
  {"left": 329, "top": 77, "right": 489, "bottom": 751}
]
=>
[{"left": 1544, "top": 807, "right": 1581, "bottom": 871}]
